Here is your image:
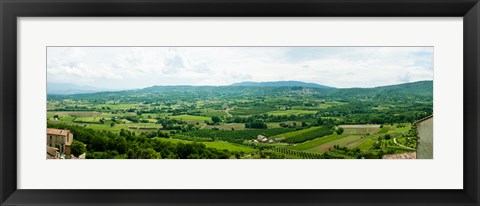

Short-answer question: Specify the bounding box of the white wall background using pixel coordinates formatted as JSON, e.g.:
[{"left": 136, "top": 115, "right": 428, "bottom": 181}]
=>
[{"left": 18, "top": 17, "right": 463, "bottom": 189}]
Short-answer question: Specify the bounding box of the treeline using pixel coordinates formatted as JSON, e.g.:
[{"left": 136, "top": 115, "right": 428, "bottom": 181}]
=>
[
  {"left": 225, "top": 113, "right": 316, "bottom": 123},
  {"left": 316, "top": 101, "right": 432, "bottom": 124},
  {"left": 47, "top": 123, "right": 237, "bottom": 159}
]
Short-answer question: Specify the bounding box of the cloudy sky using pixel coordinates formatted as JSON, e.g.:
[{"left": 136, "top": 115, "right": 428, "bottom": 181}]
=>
[{"left": 47, "top": 47, "right": 433, "bottom": 89}]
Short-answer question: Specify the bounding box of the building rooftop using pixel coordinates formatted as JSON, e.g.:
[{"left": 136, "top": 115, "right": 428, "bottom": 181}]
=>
[{"left": 47, "top": 128, "right": 70, "bottom": 136}]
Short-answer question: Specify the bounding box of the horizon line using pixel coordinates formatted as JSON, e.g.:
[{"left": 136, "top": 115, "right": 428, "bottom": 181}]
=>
[{"left": 47, "top": 79, "right": 433, "bottom": 92}]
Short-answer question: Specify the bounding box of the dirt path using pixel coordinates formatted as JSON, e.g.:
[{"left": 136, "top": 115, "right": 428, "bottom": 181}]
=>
[
  {"left": 225, "top": 106, "right": 234, "bottom": 117},
  {"left": 393, "top": 138, "right": 415, "bottom": 150}
]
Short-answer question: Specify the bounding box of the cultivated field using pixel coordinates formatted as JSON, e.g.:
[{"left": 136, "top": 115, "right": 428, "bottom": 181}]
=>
[{"left": 47, "top": 81, "right": 432, "bottom": 159}]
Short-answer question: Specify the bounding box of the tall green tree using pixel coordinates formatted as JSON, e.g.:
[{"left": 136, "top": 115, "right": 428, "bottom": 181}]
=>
[
  {"left": 211, "top": 116, "right": 221, "bottom": 124},
  {"left": 336, "top": 127, "right": 344, "bottom": 135},
  {"left": 71, "top": 140, "right": 86, "bottom": 157}
]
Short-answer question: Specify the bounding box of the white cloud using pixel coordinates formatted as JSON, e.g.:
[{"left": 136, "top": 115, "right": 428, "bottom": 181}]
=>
[{"left": 47, "top": 47, "right": 433, "bottom": 89}]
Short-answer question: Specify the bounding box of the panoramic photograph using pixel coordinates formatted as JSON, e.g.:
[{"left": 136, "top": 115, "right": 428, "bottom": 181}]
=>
[{"left": 46, "top": 47, "right": 433, "bottom": 159}]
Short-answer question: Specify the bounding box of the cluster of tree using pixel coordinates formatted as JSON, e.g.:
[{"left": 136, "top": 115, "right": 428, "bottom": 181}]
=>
[
  {"left": 226, "top": 113, "right": 315, "bottom": 124},
  {"left": 323, "top": 145, "right": 383, "bottom": 159},
  {"left": 155, "top": 118, "right": 187, "bottom": 130},
  {"left": 335, "top": 127, "right": 344, "bottom": 135},
  {"left": 48, "top": 105, "right": 91, "bottom": 111},
  {"left": 279, "top": 122, "right": 298, "bottom": 128},
  {"left": 205, "top": 116, "right": 222, "bottom": 125},
  {"left": 70, "top": 140, "right": 87, "bottom": 157},
  {"left": 121, "top": 116, "right": 147, "bottom": 123},
  {"left": 245, "top": 120, "right": 268, "bottom": 129},
  {"left": 48, "top": 123, "right": 237, "bottom": 159},
  {"left": 135, "top": 129, "right": 171, "bottom": 138},
  {"left": 316, "top": 101, "right": 432, "bottom": 124},
  {"left": 315, "top": 117, "right": 336, "bottom": 129}
]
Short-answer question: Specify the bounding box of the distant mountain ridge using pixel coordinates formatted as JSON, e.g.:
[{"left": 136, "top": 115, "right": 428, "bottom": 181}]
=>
[
  {"left": 49, "top": 80, "right": 433, "bottom": 105},
  {"left": 324, "top": 80, "right": 433, "bottom": 98},
  {"left": 373, "top": 80, "right": 432, "bottom": 90},
  {"left": 47, "top": 83, "right": 113, "bottom": 95},
  {"left": 230, "top": 81, "right": 334, "bottom": 89},
  {"left": 48, "top": 80, "right": 433, "bottom": 97},
  {"left": 374, "top": 80, "right": 433, "bottom": 96}
]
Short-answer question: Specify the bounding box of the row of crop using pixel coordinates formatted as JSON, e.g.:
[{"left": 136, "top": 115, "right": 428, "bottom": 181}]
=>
[
  {"left": 271, "top": 147, "right": 323, "bottom": 159},
  {"left": 282, "top": 127, "right": 333, "bottom": 144},
  {"left": 239, "top": 141, "right": 275, "bottom": 150},
  {"left": 172, "top": 134, "right": 213, "bottom": 142}
]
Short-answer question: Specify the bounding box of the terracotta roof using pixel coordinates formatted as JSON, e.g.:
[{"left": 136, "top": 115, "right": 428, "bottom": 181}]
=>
[{"left": 47, "top": 128, "right": 70, "bottom": 136}]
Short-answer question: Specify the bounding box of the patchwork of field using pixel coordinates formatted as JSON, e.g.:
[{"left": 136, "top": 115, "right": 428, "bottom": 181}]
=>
[
  {"left": 290, "top": 101, "right": 346, "bottom": 110},
  {"left": 47, "top": 99, "right": 418, "bottom": 159},
  {"left": 305, "top": 134, "right": 368, "bottom": 153},
  {"left": 49, "top": 108, "right": 415, "bottom": 158},
  {"left": 46, "top": 80, "right": 432, "bottom": 159},
  {"left": 272, "top": 126, "right": 322, "bottom": 139},
  {"left": 47, "top": 111, "right": 164, "bottom": 132},
  {"left": 204, "top": 123, "right": 246, "bottom": 130},
  {"left": 229, "top": 106, "right": 277, "bottom": 115},
  {"left": 200, "top": 110, "right": 227, "bottom": 117},
  {"left": 157, "top": 138, "right": 258, "bottom": 153},
  {"left": 290, "top": 134, "right": 347, "bottom": 151},
  {"left": 283, "top": 123, "right": 413, "bottom": 156},
  {"left": 171, "top": 115, "right": 212, "bottom": 122},
  {"left": 339, "top": 124, "right": 381, "bottom": 135},
  {"left": 266, "top": 110, "right": 317, "bottom": 116},
  {"left": 202, "top": 142, "right": 258, "bottom": 153}
]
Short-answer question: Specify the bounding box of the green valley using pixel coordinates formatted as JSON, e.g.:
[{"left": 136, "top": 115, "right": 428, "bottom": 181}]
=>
[{"left": 47, "top": 80, "right": 432, "bottom": 159}]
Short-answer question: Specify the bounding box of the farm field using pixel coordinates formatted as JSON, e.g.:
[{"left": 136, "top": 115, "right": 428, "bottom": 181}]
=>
[
  {"left": 272, "top": 126, "right": 322, "bottom": 139},
  {"left": 204, "top": 123, "right": 246, "bottom": 130},
  {"left": 47, "top": 80, "right": 432, "bottom": 159},
  {"left": 171, "top": 115, "right": 212, "bottom": 122},
  {"left": 266, "top": 110, "right": 317, "bottom": 116},
  {"left": 290, "top": 134, "right": 348, "bottom": 151},
  {"left": 201, "top": 141, "right": 258, "bottom": 153},
  {"left": 305, "top": 134, "right": 367, "bottom": 153},
  {"left": 339, "top": 124, "right": 381, "bottom": 135}
]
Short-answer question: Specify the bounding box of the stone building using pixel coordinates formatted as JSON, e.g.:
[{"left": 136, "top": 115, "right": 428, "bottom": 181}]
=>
[
  {"left": 415, "top": 115, "right": 433, "bottom": 159},
  {"left": 47, "top": 128, "right": 74, "bottom": 158}
]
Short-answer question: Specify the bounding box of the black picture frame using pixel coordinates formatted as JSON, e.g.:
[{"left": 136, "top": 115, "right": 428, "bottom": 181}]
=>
[{"left": 1, "top": 0, "right": 479, "bottom": 205}]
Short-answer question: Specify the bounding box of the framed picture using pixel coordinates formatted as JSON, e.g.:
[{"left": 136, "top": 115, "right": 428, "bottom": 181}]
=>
[{"left": 1, "top": 0, "right": 479, "bottom": 205}]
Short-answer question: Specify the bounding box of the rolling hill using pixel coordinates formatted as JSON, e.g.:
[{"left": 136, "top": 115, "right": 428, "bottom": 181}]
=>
[
  {"left": 48, "top": 80, "right": 433, "bottom": 103},
  {"left": 230, "top": 81, "right": 334, "bottom": 89}
]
